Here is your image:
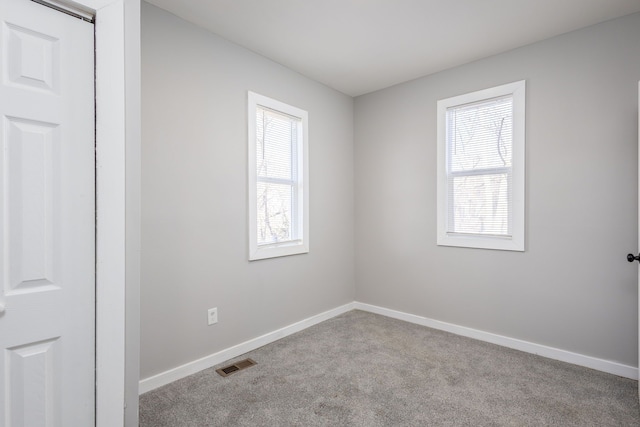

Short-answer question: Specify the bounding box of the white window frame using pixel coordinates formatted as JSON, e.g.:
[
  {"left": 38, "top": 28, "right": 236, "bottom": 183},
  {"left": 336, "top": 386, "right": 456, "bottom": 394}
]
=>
[
  {"left": 437, "top": 80, "right": 525, "bottom": 251},
  {"left": 248, "top": 91, "right": 309, "bottom": 260}
]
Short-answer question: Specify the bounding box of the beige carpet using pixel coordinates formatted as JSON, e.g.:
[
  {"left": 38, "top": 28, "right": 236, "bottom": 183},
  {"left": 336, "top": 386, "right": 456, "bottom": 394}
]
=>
[{"left": 140, "top": 310, "right": 640, "bottom": 426}]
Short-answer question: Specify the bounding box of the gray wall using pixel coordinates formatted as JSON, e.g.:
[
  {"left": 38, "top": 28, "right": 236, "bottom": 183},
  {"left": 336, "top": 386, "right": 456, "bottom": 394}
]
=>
[
  {"left": 141, "top": 3, "right": 355, "bottom": 379},
  {"left": 142, "top": 2, "right": 640, "bottom": 381},
  {"left": 355, "top": 13, "right": 640, "bottom": 366}
]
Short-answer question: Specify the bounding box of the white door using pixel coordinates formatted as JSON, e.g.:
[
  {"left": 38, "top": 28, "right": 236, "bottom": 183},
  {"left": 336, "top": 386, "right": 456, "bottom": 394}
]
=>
[{"left": 0, "top": 0, "right": 95, "bottom": 425}]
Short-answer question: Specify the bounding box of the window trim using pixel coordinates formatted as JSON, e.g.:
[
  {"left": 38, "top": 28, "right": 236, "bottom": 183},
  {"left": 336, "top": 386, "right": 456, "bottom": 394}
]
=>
[
  {"left": 248, "top": 91, "right": 309, "bottom": 260},
  {"left": 436, "top": 80, "right": 525, "bottom": 251}
]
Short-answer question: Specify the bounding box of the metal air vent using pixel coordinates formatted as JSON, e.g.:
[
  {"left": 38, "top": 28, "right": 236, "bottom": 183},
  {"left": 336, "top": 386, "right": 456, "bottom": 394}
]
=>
[{"left": 216, "top": 358, "right": 257, "bottom": 377}]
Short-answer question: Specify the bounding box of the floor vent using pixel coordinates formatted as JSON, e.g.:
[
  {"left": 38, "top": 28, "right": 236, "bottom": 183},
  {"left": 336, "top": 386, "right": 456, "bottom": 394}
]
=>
[{"left": 216, "top": 358, "right": 257, "bottom": 377}]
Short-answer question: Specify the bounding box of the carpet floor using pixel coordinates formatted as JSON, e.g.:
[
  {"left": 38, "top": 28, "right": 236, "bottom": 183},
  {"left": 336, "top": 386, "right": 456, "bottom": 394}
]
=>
[{"left": 139, "top": 310, "right": 640, "bottom": 426}]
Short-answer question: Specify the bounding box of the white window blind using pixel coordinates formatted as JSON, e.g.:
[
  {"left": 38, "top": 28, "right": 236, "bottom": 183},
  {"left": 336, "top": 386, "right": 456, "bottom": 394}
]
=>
[
  {"left": 437, "top": 80, "right": 525, "bottom": 251},
  {"left": 248, "top": 91, "right": 309, "bottom": 261},
  {"left": 256, "top": 106, "right": 300, "bottom": 245},
  {"left": 446, "top": 95, "right": 513, "bottom": 237}
]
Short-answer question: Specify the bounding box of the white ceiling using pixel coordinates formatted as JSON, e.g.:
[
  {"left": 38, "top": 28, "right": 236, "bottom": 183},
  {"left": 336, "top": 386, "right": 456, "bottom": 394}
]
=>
[{"left": 145, "top": 0, "right": 640, "bottom": 97}]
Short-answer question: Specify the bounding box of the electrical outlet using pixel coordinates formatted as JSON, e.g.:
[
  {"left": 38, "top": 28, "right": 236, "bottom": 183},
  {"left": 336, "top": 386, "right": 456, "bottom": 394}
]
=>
[{"left": 207, "top": 307, "right": 218, "bottom": 325}]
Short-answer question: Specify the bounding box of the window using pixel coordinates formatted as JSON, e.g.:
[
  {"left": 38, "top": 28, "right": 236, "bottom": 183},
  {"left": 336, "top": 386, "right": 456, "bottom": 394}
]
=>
[
  {"left": 248, "top": 92, "right": 309, "bottom": 260},
  {"left": 437, "top": 81, "right": 525, "bottom": 251}
]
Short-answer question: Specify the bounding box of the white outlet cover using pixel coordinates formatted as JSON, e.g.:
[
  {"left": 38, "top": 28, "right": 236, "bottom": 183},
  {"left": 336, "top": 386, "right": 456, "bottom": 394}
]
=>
[{"left": 207, "top": 308, "right": 218, "bottom": 325}]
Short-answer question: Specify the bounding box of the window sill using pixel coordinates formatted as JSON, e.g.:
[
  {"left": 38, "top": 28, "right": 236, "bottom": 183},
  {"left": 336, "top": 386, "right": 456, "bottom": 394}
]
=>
[
  {"left": 437, "top": 233, "right": 524, "bottom": 252},
  {"left": 249, "top": 240, "right": 309, "bottom": 261}
]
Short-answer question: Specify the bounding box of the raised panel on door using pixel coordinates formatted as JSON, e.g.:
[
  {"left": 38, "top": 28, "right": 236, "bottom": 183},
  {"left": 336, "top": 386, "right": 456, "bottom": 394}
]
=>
[
  {"left": 6, "top": 117, "right": 60, "bottom": 295},
  {"left": 0, "top": 0, "right": 95, "bottom": 425},
  {"left": 6, "top": 338, "right": 60, "bottom": 426}
]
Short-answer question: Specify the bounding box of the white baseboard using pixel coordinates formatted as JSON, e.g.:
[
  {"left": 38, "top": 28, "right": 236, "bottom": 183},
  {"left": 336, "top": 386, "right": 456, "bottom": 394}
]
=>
[
  {"left": 138, "top": 302, "right": 355, "bottom": 394},
  {"left": 140, "top": 300, "right": 637, "bottom": 394},
  {"left": 354, "top": 302, "right": 638, "bottom": 380}
]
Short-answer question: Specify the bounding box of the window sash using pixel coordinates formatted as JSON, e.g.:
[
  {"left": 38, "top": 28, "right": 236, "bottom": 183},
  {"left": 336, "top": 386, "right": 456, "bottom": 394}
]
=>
[
  {"left": 445, "top": 98, "right": 514, "bottom": 237},
  {"left": 446, "top": 168, "right": 513, "bottom": 237},
  {"left": 447, "top": 167, "right": 510, "bottom": 178},
  {"left": 256, "top": 181, "right": 296, "bottom": 245},
  {"left": 255, "top": 106, "right": 299, "bottom": 246}
]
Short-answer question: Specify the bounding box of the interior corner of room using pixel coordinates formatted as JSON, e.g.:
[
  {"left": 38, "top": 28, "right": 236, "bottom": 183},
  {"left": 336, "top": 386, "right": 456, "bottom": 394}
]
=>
[{"left": 139, "top": 0, "right": 640, "bottom": 397}]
